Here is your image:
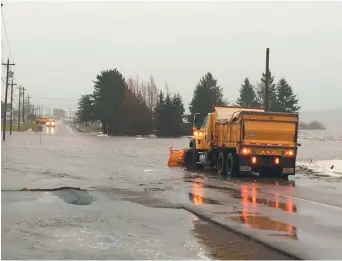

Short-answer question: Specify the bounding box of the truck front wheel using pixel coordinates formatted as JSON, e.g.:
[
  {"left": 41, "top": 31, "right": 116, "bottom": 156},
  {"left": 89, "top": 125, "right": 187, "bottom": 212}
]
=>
[
  {"left": 217, "top": 152, "right": 226, "bottom": 177},
  {"left": 184, "top": 148, "right": 202, "bottom": 170}
]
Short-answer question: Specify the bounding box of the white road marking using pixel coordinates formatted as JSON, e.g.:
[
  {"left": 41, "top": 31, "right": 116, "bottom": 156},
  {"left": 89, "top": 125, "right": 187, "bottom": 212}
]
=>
[{"left": 272, "top": 192, "right": 342, "bottom": 211}]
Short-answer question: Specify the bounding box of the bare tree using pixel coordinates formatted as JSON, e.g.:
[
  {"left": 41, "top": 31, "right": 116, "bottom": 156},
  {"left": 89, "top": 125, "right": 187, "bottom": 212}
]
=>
[
  {"left": 146, "top": 75, "right": 158, "bottom": 110},
  {"left": 127, "top": 76, "right": 135, "bottom": 94},
  {"left": 140, "top": 81, "right": 147, "bottom": 104},
  {"left": 126, "top": 74, "right": 160, "bottom": 110},
  {"left": 164, "top": 82, "right": 169, "bottom": 95}
]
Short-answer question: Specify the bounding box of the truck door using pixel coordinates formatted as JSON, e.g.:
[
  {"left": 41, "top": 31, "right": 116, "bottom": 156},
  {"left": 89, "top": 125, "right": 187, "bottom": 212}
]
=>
[{"left": 201, "top": 114, "right": 212, "bottom": 150}]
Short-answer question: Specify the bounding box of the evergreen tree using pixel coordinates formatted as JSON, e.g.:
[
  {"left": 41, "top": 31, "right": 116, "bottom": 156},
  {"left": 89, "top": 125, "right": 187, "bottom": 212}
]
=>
[
  {"left": 255, "top": 71, "right": 278, "bottom": 111},
  {"left": 189, "top": 72, "right": 224, "bottom": 114},
  {"left": 92, "top": 69, "right": 126, "bottom": 135},
  {"left": 236, "top": 78, "right": 258, "bottom": 106},
  {"left": 276, "top": 78, "right": 300, "bottom": 113},
  {"left": 153, "top": 90, "right": 185, "bottom": 137},
  {"left": 76, "top": 94, "right": 95, "bottom": 123},
  {"left": 170, "top": 93, "right": 185, "bottom": 136},
  {"left": 163, "top": 93, "right": 173, "bottom": 135},
  {"left": 154, "top": 90, "right": 165, "bottom": 135}
]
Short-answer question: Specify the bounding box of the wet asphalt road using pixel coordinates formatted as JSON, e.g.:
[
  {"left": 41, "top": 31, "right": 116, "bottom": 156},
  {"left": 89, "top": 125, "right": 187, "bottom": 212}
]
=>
[{"left": 2, "top": 122, "right": 342, "bottom": 259}]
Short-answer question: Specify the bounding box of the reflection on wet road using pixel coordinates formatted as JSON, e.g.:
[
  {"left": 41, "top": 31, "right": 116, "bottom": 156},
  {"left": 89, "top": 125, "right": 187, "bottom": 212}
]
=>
[
  {"left": 172, "top": 173, "right": 342, "bottom": 259},
  {"left": 2, "top": 122, "right": 342, "bottom": 259}
]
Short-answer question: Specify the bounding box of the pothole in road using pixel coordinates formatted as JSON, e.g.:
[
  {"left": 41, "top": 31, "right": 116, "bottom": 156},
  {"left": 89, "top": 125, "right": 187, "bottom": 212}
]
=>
[
  {"left": 53, "top": 190, "right": 93, "bottom": 205},
  {"left": 15, "top": 187, "right": 94, "bottom": 206},
  {"left": 19, "top": 186, "right": 87, "bottom": 192}
]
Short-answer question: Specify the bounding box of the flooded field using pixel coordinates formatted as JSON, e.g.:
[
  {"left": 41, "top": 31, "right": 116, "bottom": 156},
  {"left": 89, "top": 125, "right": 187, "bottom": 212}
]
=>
[{"left": 1, "top": 123, "right": 342, "bottom": 259}]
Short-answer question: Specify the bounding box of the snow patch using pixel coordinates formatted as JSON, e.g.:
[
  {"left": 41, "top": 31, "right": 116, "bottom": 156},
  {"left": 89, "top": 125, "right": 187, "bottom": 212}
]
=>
[{"left": 297, "top": 159, "right": 342, "bottom": 178}]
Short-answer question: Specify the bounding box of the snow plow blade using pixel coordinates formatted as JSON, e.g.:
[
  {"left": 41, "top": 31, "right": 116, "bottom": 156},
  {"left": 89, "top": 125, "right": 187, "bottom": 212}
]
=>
[{"left": 167, "top": 148, "right": 188, "bottom": 167}]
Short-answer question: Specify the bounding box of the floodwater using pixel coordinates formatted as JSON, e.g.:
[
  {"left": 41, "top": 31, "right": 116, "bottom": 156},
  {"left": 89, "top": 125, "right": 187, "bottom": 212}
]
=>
[{"left": 1, "top": 122, "right": 342, "bottom": 259}]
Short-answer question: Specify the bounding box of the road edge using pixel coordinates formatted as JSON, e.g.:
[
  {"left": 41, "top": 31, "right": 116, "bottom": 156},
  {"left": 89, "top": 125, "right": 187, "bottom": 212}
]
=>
[{"left": 181, "top": 203, "right": 304, "bottom": 260}]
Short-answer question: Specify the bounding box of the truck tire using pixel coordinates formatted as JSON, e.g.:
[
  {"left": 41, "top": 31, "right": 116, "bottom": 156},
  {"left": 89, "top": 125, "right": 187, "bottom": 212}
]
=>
[
  {"left": 184, "top": 148, "right": 202, "bottom": 170},
  {"left": 226, "top": 153, "right": 238, "bottom": 178},
  {"left": 217, "top": 152, "right": 226, "bottom": 177}
]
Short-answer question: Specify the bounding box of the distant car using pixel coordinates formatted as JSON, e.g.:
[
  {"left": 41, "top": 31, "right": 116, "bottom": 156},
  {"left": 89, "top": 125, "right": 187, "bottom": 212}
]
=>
[{"left": 46, "top": 119, "right": 56, "bottom": 127}]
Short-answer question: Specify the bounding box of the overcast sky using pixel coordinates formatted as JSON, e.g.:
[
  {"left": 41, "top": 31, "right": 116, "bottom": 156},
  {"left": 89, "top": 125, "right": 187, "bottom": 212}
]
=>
[{"left": 1, "top": 1, "right": 342, "bottom": 113}]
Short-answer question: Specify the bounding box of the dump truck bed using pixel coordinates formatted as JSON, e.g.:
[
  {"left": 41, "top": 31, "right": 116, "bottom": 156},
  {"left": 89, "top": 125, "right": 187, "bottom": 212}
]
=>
[
  {"left": 213, "top": 107, "right": 298, "bottom": 148},
  {"left": 242, "top": 112, "right": 298, "bottom": 147}
]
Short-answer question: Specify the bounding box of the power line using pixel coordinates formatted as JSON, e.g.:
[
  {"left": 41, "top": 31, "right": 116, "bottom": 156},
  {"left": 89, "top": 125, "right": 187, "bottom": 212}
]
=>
[
  {"left": 34, "top": 97, "right": 76, "bottom": 100},
  {"left": 1, "top": 4, "right": 14, "bottom": 62}
]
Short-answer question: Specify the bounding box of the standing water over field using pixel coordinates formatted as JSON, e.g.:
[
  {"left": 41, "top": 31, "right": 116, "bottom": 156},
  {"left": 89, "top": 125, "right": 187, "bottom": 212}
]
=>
[{"left": 2, "top": 124, "right": 342, "bottom": 259}]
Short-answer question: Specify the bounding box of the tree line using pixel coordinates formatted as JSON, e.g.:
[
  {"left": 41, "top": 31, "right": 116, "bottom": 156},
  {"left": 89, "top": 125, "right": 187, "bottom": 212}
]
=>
[
  {"left": 76, "top": 69, "right": 186, "bottom": 136},
  {"left": 76, "top": 69, "right": 300, "bottom": 136},
  {"left": 236, "top": 71, "right": 300, "bottom": 112}
]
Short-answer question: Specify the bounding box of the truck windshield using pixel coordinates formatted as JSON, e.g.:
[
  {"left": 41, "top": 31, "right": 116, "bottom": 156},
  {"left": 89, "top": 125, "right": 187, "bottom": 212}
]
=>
[{"left": 193, "top": 114, "right": 205, "bottom": 129}]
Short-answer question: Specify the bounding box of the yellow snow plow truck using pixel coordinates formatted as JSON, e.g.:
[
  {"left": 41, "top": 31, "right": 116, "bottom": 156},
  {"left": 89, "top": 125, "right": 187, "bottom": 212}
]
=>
[{"left": 168, "top": 105, "right": 300, "bottom": 179}]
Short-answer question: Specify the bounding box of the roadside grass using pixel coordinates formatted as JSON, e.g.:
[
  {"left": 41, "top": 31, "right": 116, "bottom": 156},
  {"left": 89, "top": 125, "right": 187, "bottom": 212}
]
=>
[{"left": 1, "top": 120, "right": 39, "bottom": 132}]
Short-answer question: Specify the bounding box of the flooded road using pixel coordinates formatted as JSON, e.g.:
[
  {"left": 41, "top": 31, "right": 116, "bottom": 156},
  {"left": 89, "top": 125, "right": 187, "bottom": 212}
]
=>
[{"left": 2, "top": 122, "right": 342, "bottom": 259}]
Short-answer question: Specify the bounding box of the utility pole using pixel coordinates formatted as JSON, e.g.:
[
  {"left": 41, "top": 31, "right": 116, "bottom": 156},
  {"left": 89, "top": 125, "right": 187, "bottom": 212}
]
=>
[
  {"left": 22, "top": 87, "right": 26, "bottom": 123},
  {"left": 2, "top": 58, "right": 15, "bottom": 141},
  {"left": 17, "top": 86, "right": 22, "bottom": 131},
  {"left": 27, "top": 95, "right": 31, "bottom": 113},
  {"left": 9, "top": 79, "right": 17, "bottom": 135},
  {"left": 27, "top": 95, "right": 31, "bottom": 121},
  {"left": 49, "top": 108, "right": 51, "bottom": 116},
  {"left": 264, "top": 48, "right": 270, "bottom": 112}
]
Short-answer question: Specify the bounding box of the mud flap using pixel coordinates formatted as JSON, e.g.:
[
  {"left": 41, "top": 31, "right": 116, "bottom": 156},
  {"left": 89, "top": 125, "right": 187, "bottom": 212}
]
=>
[{"left": 167, "top": 148, "right": 188, "bottom": 167}]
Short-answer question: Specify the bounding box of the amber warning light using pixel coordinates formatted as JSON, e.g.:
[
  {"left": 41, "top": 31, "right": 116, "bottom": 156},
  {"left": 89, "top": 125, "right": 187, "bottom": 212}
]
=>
[{"left": 193, "top": 130, "right": 203, "bottom": 137}]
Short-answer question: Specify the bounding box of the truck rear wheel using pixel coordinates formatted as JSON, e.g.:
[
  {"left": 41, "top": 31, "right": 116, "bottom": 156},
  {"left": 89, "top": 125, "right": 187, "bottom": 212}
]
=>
[
  {"left": 226, "top": 153, "right": 238, "bottom": 178},
  {"left": 217, "top": 152, "right": 226, "bottom": 177}
]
